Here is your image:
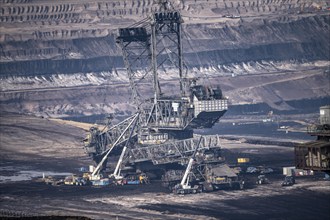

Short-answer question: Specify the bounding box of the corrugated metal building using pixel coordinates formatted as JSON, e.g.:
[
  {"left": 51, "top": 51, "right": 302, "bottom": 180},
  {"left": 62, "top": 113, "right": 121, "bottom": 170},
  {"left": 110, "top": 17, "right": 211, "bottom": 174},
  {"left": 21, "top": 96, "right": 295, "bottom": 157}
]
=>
[{"left": 294, "top": 106, "right": 330, "bottom": 173}]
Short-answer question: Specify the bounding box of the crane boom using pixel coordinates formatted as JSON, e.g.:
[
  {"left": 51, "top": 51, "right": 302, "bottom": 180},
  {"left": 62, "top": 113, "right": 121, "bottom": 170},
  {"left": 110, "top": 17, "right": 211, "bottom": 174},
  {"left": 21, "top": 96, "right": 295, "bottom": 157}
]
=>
[
  {"left": 92, "top": 113, "right": 139, "bottom": 177},
  {"left": 112, "top": 113, "right": 140, "bottom": 178},
  {"left": 180, "top": 136, "right": 202, "bottom": 187}
]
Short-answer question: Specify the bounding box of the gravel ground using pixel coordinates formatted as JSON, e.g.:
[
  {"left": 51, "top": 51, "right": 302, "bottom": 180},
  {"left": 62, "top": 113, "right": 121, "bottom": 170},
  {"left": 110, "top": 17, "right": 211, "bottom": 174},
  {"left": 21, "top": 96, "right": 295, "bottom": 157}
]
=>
[{"left": 0, "top": 112, "right": 329, "bottom": 219}]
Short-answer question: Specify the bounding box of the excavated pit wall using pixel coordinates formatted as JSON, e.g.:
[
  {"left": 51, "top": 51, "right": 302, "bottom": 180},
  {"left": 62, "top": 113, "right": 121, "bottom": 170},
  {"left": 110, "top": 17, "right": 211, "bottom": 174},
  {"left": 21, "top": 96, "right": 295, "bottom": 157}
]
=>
[
  {"left": 0, "top": 0, "right": 329, "bottom": 118},
  {"left": 0, "top": 0, "right": 329, "bottom": 76}
]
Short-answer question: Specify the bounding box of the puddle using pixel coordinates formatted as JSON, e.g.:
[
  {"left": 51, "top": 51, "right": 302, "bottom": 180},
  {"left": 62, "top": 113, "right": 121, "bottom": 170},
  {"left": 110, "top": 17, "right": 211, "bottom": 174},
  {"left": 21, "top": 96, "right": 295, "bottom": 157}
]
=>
[{"left": 0, "top": 169, "right": 72, "bottom": 183}]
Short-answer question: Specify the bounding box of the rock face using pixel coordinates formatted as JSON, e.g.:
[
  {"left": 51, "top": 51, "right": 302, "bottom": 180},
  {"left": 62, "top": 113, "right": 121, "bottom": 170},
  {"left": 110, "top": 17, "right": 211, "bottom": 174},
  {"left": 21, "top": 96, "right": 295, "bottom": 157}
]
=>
[{"left": 0, "top": 0, "right": 329, "bottom": 118}]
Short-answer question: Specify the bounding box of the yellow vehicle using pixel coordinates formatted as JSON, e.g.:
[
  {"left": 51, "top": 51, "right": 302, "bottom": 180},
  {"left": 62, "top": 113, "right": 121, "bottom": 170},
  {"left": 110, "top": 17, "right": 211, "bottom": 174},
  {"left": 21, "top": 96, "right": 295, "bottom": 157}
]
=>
[{"left": 64, "top": 175, "right": 86, "bottom": 186}]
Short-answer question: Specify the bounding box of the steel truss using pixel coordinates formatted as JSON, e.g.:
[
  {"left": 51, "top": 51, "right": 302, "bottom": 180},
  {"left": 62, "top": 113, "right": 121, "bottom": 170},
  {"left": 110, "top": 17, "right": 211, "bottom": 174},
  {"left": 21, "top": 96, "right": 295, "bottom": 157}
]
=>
[
  {"left": 84, "top": 113, "right": 139, "bottom": 158},
  {"left": 116, "top": 27, "right": 152, "bottom": 106},
  {"left": 130, "top": 135, "right": 221, "bottom": 165},
  {"left": 84, "top": 2, "right": 229, "bottom": 174},
  {"left": 151, "top": 10, "right": 186, "bottom": 98},
  {"left": 142, "top": 98, "right": 193, "bottom": 130}
]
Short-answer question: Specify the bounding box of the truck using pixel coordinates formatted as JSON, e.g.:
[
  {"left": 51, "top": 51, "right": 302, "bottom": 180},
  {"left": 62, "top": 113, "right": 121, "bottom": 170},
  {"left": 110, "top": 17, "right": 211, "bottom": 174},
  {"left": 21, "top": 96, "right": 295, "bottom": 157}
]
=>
[
  {"left": 204, "top": 163, "right": 244, "bottom": 191},
  {"left": 281, "top": 175, "right": 295, "bottom": 186},
  {"left": 64, "top": 175, "right": 87, "bottom": 186}
]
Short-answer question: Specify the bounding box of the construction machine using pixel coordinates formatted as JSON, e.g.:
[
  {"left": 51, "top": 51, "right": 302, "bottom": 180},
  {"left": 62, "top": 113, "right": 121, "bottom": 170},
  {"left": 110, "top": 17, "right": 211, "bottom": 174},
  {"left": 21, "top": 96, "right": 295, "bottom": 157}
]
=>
[
  {"left": 173, "top": 137, "right": 203, "bottom": 194},
  {"left": 64, "top": 175, "right": 87, "bottom": 186},
  {"left": 282, "top": 175, "right": 295, "bottom": 186},
  {"left": 256, "top": 175, "right": 270, "bottom": 185},
  {"left": 83, "top": 0, "right": 239, "bottom": 191},
  {"left": 203, "top": 163, "right": 244, "bottom": 191}
]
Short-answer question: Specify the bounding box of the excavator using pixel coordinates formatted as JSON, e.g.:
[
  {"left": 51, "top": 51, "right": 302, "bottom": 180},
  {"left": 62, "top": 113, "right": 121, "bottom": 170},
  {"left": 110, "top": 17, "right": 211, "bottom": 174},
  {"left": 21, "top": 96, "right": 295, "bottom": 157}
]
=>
[{"left": 82, "top": 0, "right": 243, "bottom": 192}]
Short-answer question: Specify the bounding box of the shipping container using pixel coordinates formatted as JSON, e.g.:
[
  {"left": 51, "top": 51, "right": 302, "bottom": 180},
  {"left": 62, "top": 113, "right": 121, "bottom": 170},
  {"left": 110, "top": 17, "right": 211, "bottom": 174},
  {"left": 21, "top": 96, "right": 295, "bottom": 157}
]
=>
[
  {"left": 237, "top": 158, "right": 250, "bottom": 163},
  {"left": 283, "top": 166, "right": 295, "bottom": 176}
]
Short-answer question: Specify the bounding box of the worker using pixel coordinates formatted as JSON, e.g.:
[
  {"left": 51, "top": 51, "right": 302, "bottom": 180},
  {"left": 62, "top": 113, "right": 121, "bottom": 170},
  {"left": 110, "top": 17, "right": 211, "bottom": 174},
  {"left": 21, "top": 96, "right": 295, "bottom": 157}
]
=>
[
  {"left": 139, "top": 174, "right": 144, "bottom": 184},
  {"left": 139, "top": 173, "right": 150, "bottom": 184}
]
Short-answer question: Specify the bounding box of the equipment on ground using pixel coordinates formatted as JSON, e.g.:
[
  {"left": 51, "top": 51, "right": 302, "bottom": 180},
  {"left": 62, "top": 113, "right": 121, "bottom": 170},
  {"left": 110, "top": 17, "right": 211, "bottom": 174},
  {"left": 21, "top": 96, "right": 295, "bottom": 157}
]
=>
[
  {"left": 173, "top": 137, "right": 203, "bottom": 194},
  {"left": 82, "top": 1, "right": 238, "bottom": 192},
  {"left": 64, "top": 175, "right": 87, "bottom": 186},
  {"left": 41, "top": 176, "right": 64, "bottom": 186},
  {"left": 205, "top": 164, "right": 244, "bottom": 190},
  {"left": 281, "top": 175, "right": 295, "bottom": 186},
  {"left": 256, "top": 175, "right": 270, "bottom": 185},
  {"left": 109, "top": 113, "right": 140, "bottom": 181}
]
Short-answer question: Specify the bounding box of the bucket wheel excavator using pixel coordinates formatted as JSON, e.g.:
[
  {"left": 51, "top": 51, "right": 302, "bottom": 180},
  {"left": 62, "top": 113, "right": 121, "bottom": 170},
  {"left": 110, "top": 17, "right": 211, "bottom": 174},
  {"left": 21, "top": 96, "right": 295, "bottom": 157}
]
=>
[{"left": 83, "top": 1, "right": 242, "bottom": 191}]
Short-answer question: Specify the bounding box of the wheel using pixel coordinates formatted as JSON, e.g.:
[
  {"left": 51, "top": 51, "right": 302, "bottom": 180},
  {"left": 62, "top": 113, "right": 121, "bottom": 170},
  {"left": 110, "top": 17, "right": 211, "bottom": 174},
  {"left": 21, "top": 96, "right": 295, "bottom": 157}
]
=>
[
  {"left": 192, "top": 189, "right": 197, "bottom": 194},
  {"left": 179, "top": 190, "right": 185, "bottom": 194}
]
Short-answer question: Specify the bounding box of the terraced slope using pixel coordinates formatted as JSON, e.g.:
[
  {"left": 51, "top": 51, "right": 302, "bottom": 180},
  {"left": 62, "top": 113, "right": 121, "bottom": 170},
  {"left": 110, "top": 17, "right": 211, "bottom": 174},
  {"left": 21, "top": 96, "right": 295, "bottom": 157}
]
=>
[
  {"left": 0, "top": 0, "right": 329, "bottom": 118},
  {"left": 0, "top": 0, "right": 329, "bottom": 75}
]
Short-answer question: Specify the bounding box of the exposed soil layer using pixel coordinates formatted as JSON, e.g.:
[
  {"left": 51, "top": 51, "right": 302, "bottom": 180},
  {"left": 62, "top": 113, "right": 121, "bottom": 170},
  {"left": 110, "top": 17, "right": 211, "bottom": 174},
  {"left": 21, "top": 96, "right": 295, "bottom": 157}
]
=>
[
  {"left": 0, "top": 1, "right": 329, "bottom": 121},
  {"left": 0, "top": 1, "right": 329, "bottom": 75},
  {"left": 1, "top": 71, "right": 329, "bottom": 120}
]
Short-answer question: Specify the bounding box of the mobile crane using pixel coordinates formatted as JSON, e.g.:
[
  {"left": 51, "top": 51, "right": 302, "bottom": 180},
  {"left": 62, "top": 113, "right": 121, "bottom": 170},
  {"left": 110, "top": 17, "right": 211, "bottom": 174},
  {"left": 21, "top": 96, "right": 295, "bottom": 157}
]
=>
[{"left": 174, "top": 137, "right": 203, "bottom": 194}]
